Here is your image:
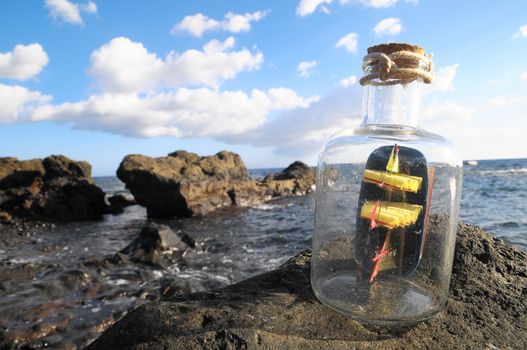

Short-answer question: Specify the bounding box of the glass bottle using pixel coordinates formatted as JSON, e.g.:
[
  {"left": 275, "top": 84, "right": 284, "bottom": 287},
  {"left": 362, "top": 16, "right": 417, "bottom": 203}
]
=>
[{"left": 311, "top": 43, "right": 463, "bottom": 325}]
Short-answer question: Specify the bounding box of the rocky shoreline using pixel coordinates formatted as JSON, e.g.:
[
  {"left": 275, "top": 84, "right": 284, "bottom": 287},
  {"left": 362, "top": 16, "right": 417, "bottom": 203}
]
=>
[
  {"left": 1, "top": 152, "right": 526, "bottom": 349},
  {"left": 89, "top": 223, "right": 527, "bottom": 350},
  {"left": 1, "top": 151, "right": 315, "bottom": 223},
  {"left": 0, "top": 150, "right": 316, "bottom": 349}
]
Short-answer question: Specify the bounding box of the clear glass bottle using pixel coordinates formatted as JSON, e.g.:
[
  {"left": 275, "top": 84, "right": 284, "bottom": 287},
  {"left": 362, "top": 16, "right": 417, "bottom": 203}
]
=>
[{"left": 311, "top": 43, "right": 463, "bottom": 325}]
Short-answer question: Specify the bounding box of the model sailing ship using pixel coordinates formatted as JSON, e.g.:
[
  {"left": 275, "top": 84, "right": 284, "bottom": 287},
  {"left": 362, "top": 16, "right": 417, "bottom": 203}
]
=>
[{"left": 356, "top": 144, "right": 434, "bottom": 284}]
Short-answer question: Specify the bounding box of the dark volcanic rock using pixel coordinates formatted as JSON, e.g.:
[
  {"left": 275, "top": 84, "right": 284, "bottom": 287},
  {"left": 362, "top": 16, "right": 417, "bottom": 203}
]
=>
[
  {"left": 89, "top": 223, "right": 527, "bottom": 350},
  {"left": 0, "top": 155, "right": 107, "bottom": 221},
  {"left": 108, "top": 193, "right": 136, "bottom": 208},
  {"left": 117, "top": 151, "right": 315, "bottom": 218},
  {"left": 107, "top": 193, "right": 137, "bottom": 214},
  {"left": 119, "top": 222, "right": 194, "bottom": 267}
]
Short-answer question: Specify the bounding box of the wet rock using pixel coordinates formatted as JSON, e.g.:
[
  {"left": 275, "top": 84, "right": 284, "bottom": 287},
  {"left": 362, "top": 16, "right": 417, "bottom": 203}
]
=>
[
  {"left": 88, "top": 223, "right": 527, "bottom": 350},
  {"left": 0, "top": 155, "right": 108, "bottom": 222},
  {"left": 158, "top": 277, "right": 206, "bottom": 299},
  {"left": 0, "top": 210, "right": 13, "bottom": 225},
  {"left": 107, "top": 193, "right": 136, "bottom": 208},
  {"left": 40, "top": 334, "right": 63, "bottom": 347},
  {"left": 107, "top": 193, "right": 136, "bottom": 215},
  {"left": 116, "top": 150, "right": 315, "bottom": 218},
  {"left": 119, "top": 222, "right": 194, "bottom": 267}
]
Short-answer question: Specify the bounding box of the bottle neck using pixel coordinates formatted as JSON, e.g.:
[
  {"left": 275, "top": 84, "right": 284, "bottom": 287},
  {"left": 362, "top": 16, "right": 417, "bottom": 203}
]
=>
[{"left": 361, "top": 81, "right": 422, "bottom": 128}]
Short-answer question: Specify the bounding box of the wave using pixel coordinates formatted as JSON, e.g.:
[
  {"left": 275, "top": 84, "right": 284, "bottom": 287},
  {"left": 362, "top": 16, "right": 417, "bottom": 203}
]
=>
[
  {"left": 251, "top": 203, "right": 294, "bottom": 210},
  {"left": 476, "top": 168, "right": 527, "bottom": 176}
]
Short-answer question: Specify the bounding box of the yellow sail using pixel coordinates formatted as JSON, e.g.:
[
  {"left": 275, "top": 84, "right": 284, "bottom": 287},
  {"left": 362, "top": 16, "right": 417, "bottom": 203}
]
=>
[
  {"left": 386, "top": 145, "right": 399, "bottom": 173},
  {"left": 361, "top": 201, "right": 422, "bottom": 229},
  {"left": 363, "top": 169, "right": 422, "bottom": 193}
]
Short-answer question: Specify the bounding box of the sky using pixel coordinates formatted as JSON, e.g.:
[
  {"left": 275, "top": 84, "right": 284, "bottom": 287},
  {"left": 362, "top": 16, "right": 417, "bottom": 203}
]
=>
[{"left": 0, "top": 0, "right": 527, "bottom": 176}]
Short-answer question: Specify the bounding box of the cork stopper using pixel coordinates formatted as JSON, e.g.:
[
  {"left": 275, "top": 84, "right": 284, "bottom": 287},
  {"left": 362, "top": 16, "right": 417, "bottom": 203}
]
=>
[
  {"left": 367, "top": 43, "right": 426, "bottom": 56},
  {"left": 360, "top": 42, "right": 433, "bottom": 86}
]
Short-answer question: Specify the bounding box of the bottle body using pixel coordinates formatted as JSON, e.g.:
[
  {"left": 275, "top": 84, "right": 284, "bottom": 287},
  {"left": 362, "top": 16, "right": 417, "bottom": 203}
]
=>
[{"left": 311, "top": 124, "right": 462, "bottom": 325}]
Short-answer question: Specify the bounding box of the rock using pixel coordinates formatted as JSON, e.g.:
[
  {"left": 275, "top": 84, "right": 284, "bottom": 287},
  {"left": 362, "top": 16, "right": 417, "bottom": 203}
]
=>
[
  {"left": 88, "top": 223, "right": 527, "bottom": 350},
  {"left": 107, "top": 193, "right": 136, "bottom": 214},
  {"left": 107, "top": 193, "right": 136, "bottom": 208},
  {"left": 0, "top": 155, "right": 108, "bottom": 222},
  {"left": 272, "top": 161, "right": 313, "bottom": 181},
  {"left": 42, "top": 155, "right": 91, "bottom": 180},
  {"left": 0, "top": 210, "right": 13, "bottom": 224},
  {"left": 263, "top": 161, "right": 315, "bottom": 197},
  {"left": 116, "top": 151, "right": 315, "bottom": 218},
  {"left": 119, "top": 222, "right": 194, "bottom": 267},
  {"left": 0, "top": 158, "right": 45, "bottom": 190}
]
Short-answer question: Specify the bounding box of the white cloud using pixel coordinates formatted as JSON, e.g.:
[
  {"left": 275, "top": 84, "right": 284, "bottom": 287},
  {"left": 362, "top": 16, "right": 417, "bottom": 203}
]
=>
[
  {"left": 81, "top": 1, "right": 97, "bottom": 13},
  {"left": 488, "top": 95, "right": 527, "bottom": 108},
  {"left": 297, "top": 60, "right": 318, "bottom": 78},
  {"left": 28, "top": 87, "right": 317, "bottom": 139},
  {"left": 422, "top": 100, "right": 474, "bottom": 126},
  {"left": 296, "top": 0, "right": 333, "bottom": 16},
  {"left": 1, "top": 37, "right": 316, "bottom": 142},
  {"left": 89, "top": 37, "right": 163, "bottom": 93},
  {"left": 335, "top": 33, "right": 359, "bottom": 54},
  {"left": 173, "top": 11, "right": 267, "bottom": 37},
  {"left": 520, "top": 72, "right": 527, "bottom": 81},
  {"left": 163, "top": 37, "right": 263, "bottom": 89},
  {"left": 355, "top": 0, "right": 398, "bottom": 8},
  {"left": 267, "top": 88, "right": 320, "bottom": 109},
  {"left": 234, "top": 84, "right": 363, "bottom": 158},
  {"left": 373, "top": 18, "right": 402, "bottom": 36},
  {"left": 0, "top": 84, "right": 51, "bottom": 123},
  {"left": 296, "top": 0, "right": 416, "bottom": 16},
  {"left": 423, "top": 64, "right": 459, "bottom": 95},
  {"left": 0, "top": 43, "right": 49, "bottom": 80},
  {"left": 339, "top": 75, "right": 357, "bottom": 87},
  {"left": 89, "top": 36, "right": 263, "bottom": 93},
  {"left": 44, "top": 0, "right": 98, "bottom": 25},
  {"left": 513, "top": 24, "right": 527, "bottom": 38}
]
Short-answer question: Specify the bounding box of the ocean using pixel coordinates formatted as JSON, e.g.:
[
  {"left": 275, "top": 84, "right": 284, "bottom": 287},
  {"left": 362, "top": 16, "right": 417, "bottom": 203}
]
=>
[{"left": 0, "top": 158, "right": 525, "bottom": 347}]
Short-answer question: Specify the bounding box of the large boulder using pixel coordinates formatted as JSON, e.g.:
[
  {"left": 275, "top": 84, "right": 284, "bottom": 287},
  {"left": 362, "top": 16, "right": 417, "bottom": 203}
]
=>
[
  {"left": 88, "top": 223, "right": 527, "bottom": 350},
  {"left": 0, "top": 155, "right": 108, "bottom": 221},
  {"left": 117, "top": 151, "right": 315, "bottom": 218}
]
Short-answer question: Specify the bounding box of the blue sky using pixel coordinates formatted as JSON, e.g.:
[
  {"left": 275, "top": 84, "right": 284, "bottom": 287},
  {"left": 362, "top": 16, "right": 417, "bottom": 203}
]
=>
[{"left": 1, "top": 0, "right": 527, "bottom": 176}]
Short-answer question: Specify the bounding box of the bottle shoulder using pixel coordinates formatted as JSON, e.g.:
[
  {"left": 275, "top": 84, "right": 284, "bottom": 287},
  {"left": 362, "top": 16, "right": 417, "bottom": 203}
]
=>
[{"left": 320, "top": 125, "right": 462, "bottom": 166}]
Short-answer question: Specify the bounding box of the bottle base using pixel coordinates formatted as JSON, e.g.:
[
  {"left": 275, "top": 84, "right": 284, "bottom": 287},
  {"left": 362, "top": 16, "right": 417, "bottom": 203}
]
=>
[{"left": 312, "top": 270, "right": 445, "bottom": 326}]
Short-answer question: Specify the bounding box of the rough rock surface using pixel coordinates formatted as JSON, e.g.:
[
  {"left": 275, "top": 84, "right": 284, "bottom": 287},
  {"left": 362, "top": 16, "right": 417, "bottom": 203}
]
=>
[
  {"left": 118, "top": 222, "right": 196, "bottom": 267},
  {"left": 0, "top": 155, "right": 107, "bottom": 221},
  {"left": 117, "top": 151, "right": 315, "bottom": 218},
  {"left": 262, "top": 160, "right": 315, "bottom": 197},
  {"left": 89, "top": 223, "right": 527, "bottom": 350}
]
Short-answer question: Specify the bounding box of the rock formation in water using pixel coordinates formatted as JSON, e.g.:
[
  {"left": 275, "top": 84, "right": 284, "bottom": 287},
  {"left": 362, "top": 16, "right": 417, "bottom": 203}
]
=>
[
  {"left": 116, "top": 150, "right": 315, "bottom": 218},
  {"left": 0, "top": 155, "right": 108, "bottom": 222},
  {"left": 118, "top": 222, "right": 196, "bottom": 268},
  {"left": 107, "top": 193, "right": 137, "bottom": 214},
  {"left": 88, "top": 223, "right": 527, "bottom": 350}
]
